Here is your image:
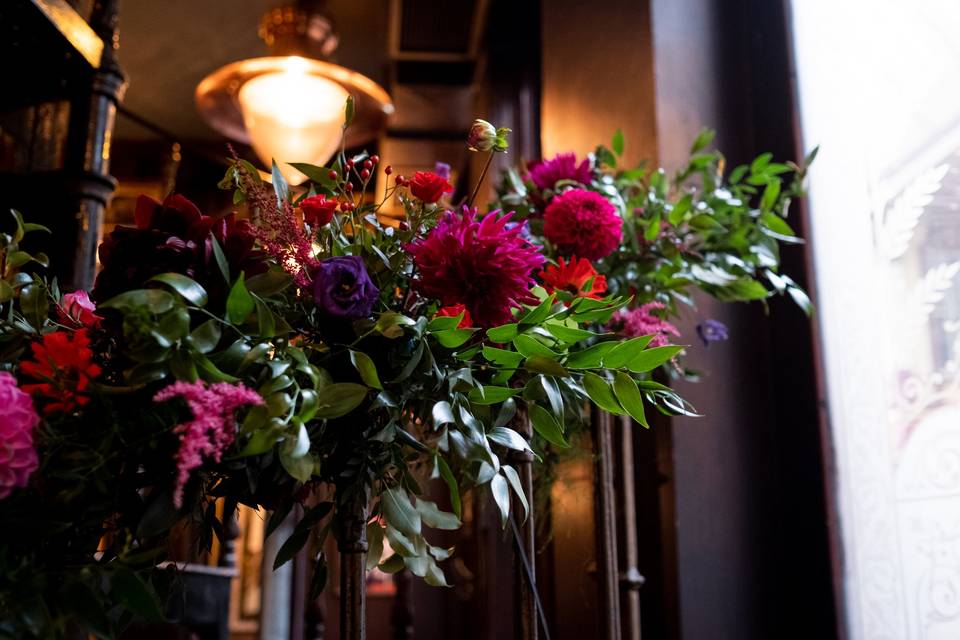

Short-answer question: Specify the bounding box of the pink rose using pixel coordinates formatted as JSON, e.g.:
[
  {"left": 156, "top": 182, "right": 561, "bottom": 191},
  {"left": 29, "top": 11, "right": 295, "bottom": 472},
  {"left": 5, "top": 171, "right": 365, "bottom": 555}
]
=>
[{"left": 61, "top": 290, "right": 101, "bottom": 328}]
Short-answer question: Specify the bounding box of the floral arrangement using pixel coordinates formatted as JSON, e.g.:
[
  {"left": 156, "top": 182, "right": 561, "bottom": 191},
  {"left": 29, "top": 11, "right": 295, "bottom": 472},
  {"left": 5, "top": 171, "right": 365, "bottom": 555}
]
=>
[{"left": 0, "top": 106, "right": 812, "bottom": 638}]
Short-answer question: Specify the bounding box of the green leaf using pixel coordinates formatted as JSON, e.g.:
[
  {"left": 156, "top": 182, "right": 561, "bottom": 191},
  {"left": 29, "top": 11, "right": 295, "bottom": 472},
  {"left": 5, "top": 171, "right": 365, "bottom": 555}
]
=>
[
  {"left": 289, "top": 163, "right": 338, "bottom": 192},
  {"left": 435, "top": 456, "right": 461, "bottom": 519},
  {"left": 149, "top": 273, "right": 208, "bottom": 307},
  {"left": 432, "top": 401, "right": 456, "bottom": 427},
  {"left": 482, "top": 345, "right": 524, "bottom": 368},
  {"left": 0, "top": 280, "right": 13, "bottom": 303},
  {"left": 690, "top": 128, "right": 716, "bottom": 154},
  {"left": 486, "top": 426, "right": 531, "bottom": 453},
  {"left": 210, "top": 234, "right": 231, "bottom": 284},
  {"left": 433, "top": 327, "right": 477, "bottom": 348},
  {"left": 374, "top": 311, "right": 416, "bottom": 338},
  {"left": 382, "top": 487, "right": 422, "bottom": 536},
  {"left": 366, "top": 523, "right": 385, "bottom": 571},
  {"left": 523, "top": 355, "right": 568, "bottom": 377},
  {"left": 187, "top": 319, "right": 222, "bottom": 354},
  {"left": 528, "top": 403, "right": 569, "bottom": 447},
  {"left": 226, "top": 273, "right": 255, "bottom": 324},
  {"left": 274, "top": 528, "right": 310, "bottom": 570},
  {"left": 644, "top": 211, "right": 661, "bottom": 241},
  {"left": 349, "top": 350, "right": 382, "bottom": 389},
  {"left": 271, "top": 159, "right": 289, "bottom": 206},
  {"left": 760, "top": 211, "right": 795, "bottom": 236},
  {"left": 519, "top": 294, "right": 556, "bottom": 326},
  {"left": 102, "top": 289, "right": 175, "bottom": 315},
  {"left": 246, "top": 268, "right": 293, "bottom": 296},
  {"left": 612, "top": 371, "right": 649, "bottom": 428},
  {"left": 543, "top": 322, "right": 596, "bottom": 344},
  {"left": 343, "top": 95, "right": 355, "bottom": 128},
  {"left": 501, "top": 465, "right": 529, "bottom": 522},
  {"left": 379, "top": 553, "right": 405, "bottom": 574},
  {"left": 415, "top": 498, "right": 461, "bottom": 530},
  {"left": 490, "top": 473, "right": 511, "bottom": 527},
  {"left": 668, "top": 193, "right": 693, "bottom": 226},
  {"left": 314, "top": 383, "right": 368, "bottom": 419},
  {"left": 611, "top": 128, "right": 625, "bottom": 156},
  {"left": 513, "top": 334, "right": 558, "bottom": 358},
  {"left": 788, "top": 286, "right": 814, "bottom": 316},
  {"left": 111, "top": 568, "right": 164, "bottom": 622},
  {"left": 486, "top": 323, "right": 519, "bottom": 343},
  {"left": 19, "top": 283, "right": 47, "bottom": 330},
  {"left": 582, "top": 372, "right": 626, "bottom": 415},
  {"left": 602, "top": 336, "right": 655, "bottom": 369},
  {"left": 280, "top": 449, "right": 314, "bottom": 483},
  {"left": 468, "top": 386, "right": 520, "bottom": 405},
  {"left": 761, "top": 180, "right": 782, "bottom": 212},
  {"left": 624, "top": 345, "right": 685, "bottom": 373},
  {"left": 310, "top": 553, "right": 329, "bottom": 598},
  {"left": 265, "top": 502, "right": 294, "bottom": 539},
  {"left": 565, "top": 341, "right": 619, "bottom": 369},
  {"left": 426, "top": 313, "right": 464, "bottom": 332}
]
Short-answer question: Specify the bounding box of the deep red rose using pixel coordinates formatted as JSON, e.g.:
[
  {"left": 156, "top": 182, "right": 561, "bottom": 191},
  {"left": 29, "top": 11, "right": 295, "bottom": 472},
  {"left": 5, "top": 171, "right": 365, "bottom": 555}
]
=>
[
  {"left": 300, "top": 194, "right": 337, "bottom": 227},
  {"left": 409, "top": 171, "right": 453, "bottom": 204}
]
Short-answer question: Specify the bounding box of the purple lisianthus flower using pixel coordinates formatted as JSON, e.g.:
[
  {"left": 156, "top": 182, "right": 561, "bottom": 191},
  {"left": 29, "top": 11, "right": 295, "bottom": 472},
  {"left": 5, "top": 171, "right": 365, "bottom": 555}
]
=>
[
  {"left": 313, "top": 256, "right": 379, "bottom": 319},
  {"left": 696, "top": 319, "right": 729, "bottom": 347},
  {"left": 434, "top": 162, "right": 451, "bottom": 180}
]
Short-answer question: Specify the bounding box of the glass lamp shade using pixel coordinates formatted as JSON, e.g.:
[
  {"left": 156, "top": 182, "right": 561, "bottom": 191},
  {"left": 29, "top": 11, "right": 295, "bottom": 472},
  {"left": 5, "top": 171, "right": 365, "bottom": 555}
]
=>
[{"left": 196, "top": 56, "right": 393, "bottom": 186}]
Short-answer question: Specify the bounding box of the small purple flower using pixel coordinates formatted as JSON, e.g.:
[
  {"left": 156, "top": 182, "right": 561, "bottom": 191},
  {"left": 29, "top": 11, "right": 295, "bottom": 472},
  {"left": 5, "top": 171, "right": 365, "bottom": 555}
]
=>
[
  {"left": 313, "top": 256, "right": 379, "bottom": 319},
  {"left": 434, "top": 162, "right": 451, "bottom": 180},
  {"left": 696, "top": 319, "right": 729, "bottom": 347}
]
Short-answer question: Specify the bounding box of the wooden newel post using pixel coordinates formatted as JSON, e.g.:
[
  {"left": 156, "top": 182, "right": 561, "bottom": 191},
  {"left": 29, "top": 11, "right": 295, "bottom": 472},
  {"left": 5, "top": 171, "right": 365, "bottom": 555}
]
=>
[{"left": 337, "top": 495, "right": 369, "bottom": 640}]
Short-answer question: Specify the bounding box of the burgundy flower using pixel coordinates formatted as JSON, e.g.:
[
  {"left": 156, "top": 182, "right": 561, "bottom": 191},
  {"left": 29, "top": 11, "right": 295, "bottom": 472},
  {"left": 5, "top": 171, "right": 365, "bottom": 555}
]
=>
[
  {"left": 527, "top": 153, "right": 592, "bottom": 192},
  {"left": 93, "top": 194, "right": 266, "bottom": 305},
  {"left": 312, "top": 256, "right": 380, "bottom": 319},
  {"left": 300, "top": 194, "right": 337, "bottom": 227},
  {"left": 406, "top": 207, "right": 545, "bottom": 328},
  {"left": 543, "top": 189, "right": 622, "bottom": 261},
  {"left": 409, "top": 171, "right": 453, "bottom": 204}
]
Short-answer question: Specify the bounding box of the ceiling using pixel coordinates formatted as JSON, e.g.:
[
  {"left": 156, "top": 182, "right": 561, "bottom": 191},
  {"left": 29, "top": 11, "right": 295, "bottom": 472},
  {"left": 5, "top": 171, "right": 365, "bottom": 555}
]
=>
[{"left": 114, "top": 0, "right": 389, "bottom": 141}]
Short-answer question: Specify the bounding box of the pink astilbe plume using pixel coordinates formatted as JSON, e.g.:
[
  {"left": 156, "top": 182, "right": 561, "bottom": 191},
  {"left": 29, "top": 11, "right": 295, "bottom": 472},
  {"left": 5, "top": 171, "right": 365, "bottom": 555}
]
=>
[
  {"left": 406, "top": 207, "right": 545, "bottom": 328},
  {"left": 154, "top": 380, "right": 263, "bottom": 507},
  {"left": 236, "top": 160, "right": 319, "bottom": 287},
  {"left": 608, "top": 302, "right": 681, "bottom": 347}
]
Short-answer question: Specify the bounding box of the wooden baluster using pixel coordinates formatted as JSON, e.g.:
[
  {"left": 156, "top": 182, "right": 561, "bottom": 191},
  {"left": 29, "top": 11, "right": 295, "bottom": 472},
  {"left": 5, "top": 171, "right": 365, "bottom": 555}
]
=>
[
  {"left": 512, "top": 412, "right": 538, "bottom": 640},
  {"left": 593, "top": 408, "right": 622, "bottom": 640},
  {"left": 617, "top": 416, "right": 645, "bottom": 640},
  {"left": 390, "top": 570, "right": 414, "bottom": 640},
  {"left": 337, "top": 494, "right": 369, "bottom": 640}
]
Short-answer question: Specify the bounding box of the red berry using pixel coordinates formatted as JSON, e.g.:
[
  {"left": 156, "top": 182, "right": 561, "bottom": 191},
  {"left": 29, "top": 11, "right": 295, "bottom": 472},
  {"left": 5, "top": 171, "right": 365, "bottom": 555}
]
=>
[
  {"left": 345, "top": 182, "right": 353, "bottom": 192},
  {"left": 363, "top": 159, "right": 373, "bottom": 170},
  {"left": 328, "top": 170, "right": 337, "bottom": 180},
  {"left": 360, "top": 169, "right": 370, "bottom": 180},
  {"left": 398, "top": 221, "right": 410, "bottom": 231},
  {"left": 370, "top": 155, "right": 380, "bottom": 165},
  {"left": 384, "top": 165, "right": 393, "bottom": 176},
  {"left": 396, "top": 175, "right": 406, "bottom": 185},
  {"left": 346, "top": 159, "right": 354, "bottom": 169}
]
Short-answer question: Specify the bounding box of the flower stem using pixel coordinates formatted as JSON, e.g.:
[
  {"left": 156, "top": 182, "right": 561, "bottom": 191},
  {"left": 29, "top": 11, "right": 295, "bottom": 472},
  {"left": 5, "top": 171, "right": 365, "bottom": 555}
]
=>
[{"left": 468, "top": 152, "right": 495, "bottom": 208}]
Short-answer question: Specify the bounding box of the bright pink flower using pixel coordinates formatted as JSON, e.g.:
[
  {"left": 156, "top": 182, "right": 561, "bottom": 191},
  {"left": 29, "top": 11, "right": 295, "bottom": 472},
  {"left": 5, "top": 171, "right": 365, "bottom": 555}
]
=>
[
  {"left": 608, "top": 302, "right": 681, "bottom": 347},
  {"left": 60, "top": 290, "right": 101, "bottom": 328},
  {"left": 527, "top": 153, "right": 592, "bottom": 192},
  {"left": 0, "top": 372, "right": 40, "bottom": 500},
  {"left": 543, "top": 189, "right": 622, "bottom": 261},
  {"left": 154, "top": 381, "right": 263, "bottom": 507},
  {"left": 406, "top": 207, "right": 545, "bottom": 328}
]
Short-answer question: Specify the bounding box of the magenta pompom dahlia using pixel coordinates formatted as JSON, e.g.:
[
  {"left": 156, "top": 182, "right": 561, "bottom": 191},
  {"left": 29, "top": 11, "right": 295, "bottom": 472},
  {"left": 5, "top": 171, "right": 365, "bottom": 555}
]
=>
[
  {"left": 543, "top": 188, "right": 622, "bottom": 261},
  {"left": 0, "top": 372, "right": 40, "bottom": 500},
  {"left": 527, "top": 153, "right": 592, "bottom": 192},
  {"left": 406, "top": 207, "right": 545, "bottom": 327}
]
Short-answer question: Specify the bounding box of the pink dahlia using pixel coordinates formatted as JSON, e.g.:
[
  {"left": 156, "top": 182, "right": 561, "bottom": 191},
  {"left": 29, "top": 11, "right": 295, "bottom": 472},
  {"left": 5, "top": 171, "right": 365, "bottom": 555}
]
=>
[
  {"left": 608, "top": 302, "right": 680, "bottom": 347},
  {"left": 154, "top": 380, "right": 263, "bottom": 507},
  {"left": 406, "top": 207, "right": 545, "bottom": 328},
  {"left": 543, "top": 189, "right": 622, "bottom": 261},
  {"left": 0, "top": 372, "right": 40, "bottom": 500},
  {"left": 527, "top": 153, "right": 592, "bottom": 192}
]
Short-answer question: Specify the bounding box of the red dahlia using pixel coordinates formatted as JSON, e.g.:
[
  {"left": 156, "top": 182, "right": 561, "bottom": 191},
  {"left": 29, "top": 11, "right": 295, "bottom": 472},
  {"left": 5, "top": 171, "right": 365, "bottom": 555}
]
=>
[
  {"left": 406, "top": 208, "right": 544, "bottom": 328},
  {"left": 542, "top": 189, "right": 622, "bottom": 261},
  {"left": 539, "top": 257, "right": 607, "bottom": 304}
]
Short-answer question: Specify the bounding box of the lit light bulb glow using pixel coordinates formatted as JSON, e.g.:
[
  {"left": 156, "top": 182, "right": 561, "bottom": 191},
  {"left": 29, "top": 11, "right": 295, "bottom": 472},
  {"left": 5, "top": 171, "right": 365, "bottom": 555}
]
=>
[{"left": 238, "top": 62, "right": 349, "bottom": 185}]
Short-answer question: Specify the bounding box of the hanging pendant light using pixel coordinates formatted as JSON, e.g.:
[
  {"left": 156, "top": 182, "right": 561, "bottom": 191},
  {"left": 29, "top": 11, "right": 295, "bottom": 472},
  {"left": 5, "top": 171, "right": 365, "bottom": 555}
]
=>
[{"left": 196, "top": 1, "right": 393, "bottom": 185}]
